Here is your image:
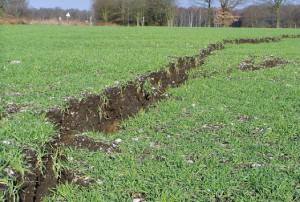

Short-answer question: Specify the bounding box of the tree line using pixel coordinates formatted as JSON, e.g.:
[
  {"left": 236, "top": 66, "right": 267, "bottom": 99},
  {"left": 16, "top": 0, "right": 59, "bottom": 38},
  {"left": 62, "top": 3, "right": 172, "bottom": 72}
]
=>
[
  {"left": 92, "top": 0, "right": 177, "bottom": 26},
  {"left": 175, "top": 3, "right": 300, "bottom": 28},
  {"left": 1, "top": 0, "right": 299, "bottom": 28}
]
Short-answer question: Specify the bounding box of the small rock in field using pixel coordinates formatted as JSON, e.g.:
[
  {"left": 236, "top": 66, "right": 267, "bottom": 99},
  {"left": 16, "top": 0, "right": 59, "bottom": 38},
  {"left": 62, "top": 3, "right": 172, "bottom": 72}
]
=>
[
  {"left": 2, "top": 140, "right": 11, "bottom": 145},
  {"left": 251, "top": 163, "right": 262, "bottom": 168},
  {"left": 97, "top": 179, "right": 104, "bottom": 185},
  {"left": 149, "top": 141, "right": 160, "bottom": 148},
  {"left": 132, "top": 138, "right": 139, "bottom": 141},
  {"left": 133, "top": 199, "right": 143, "bottom": 202},
  {"left": 4, "top": 168, "right": 15, "bottom": 177},
  {"left": 10, "top": 60, "right": 22, "bottom": 65},
  {"left": 186, "top": 160, "right": 194, "bottom": 164},
  {"left": 115, "top": 138, "right": 122, "bottom": 144}
]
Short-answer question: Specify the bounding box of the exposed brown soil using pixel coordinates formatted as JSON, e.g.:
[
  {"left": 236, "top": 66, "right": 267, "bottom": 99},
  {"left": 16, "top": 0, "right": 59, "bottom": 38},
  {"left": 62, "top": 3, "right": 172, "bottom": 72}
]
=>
[
  {"left": 56, "top": 134, "right": 117, "bottom": 153},
  {"left": 223, "top": 37, "right": 280, "bottom": 44},
  {"left": 46, "top": 45, "right": 223, "bottom": 136},
  {"left": 17, "top": 143, "right": 59, "bottom": 202},
  {"left": 0, "top": 103, "right": 24, "bottom": 120},
  {"left": 0, "top": 142, "right": 62, "bottom": 201},
  {"left": 2, "top": 35, "right": 299, "bottom": 201},
  {"left": 239, "top": 55, "right": 290, "bottom": 71},
  {"left": 281, "top": 34, "right": 300, "bottom": 39},
  {"left": 4, "top": 134, "right": 118, "bottom": 202}
]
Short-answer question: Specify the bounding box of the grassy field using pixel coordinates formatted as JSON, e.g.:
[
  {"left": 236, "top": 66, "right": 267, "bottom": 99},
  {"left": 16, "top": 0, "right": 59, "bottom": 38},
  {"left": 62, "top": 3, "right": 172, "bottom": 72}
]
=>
[
  {"left": 1, "top": 25, "right": 300, "bottom": 201},
  {"left": 1, "top": 25, "right": 299, "bottom": 110},
  {"left": 44, "top": 38, "right": 300, "bottom": 201}
]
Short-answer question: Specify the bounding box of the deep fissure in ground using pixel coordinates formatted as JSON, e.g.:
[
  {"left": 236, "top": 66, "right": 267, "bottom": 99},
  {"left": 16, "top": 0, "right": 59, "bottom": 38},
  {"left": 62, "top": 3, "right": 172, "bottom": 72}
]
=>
[{"left": 2, "top": 35, "right": 299, "bottom": 201}]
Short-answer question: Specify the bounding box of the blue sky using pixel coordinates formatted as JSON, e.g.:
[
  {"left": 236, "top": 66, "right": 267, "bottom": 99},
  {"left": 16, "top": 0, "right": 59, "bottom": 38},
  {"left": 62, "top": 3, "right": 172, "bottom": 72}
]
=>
[
  {"left": 28, "top": 0, "right": 192, "bottom": 10},
  {"left": 29, "top": 0, "right": 92, "bottom": 10}
]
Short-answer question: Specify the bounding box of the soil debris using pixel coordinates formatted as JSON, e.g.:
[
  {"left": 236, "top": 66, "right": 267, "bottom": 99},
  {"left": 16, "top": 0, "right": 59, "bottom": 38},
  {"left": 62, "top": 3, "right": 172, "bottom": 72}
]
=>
[
  {"left": 195, "top": 123, "right": 227, "bottom": 133},
  {"left": 237, "top": 115, "right": 252, "bottom": 122},
  {"left": 10, "top": 133, "right": 117, "bottom": 202},
  {"left": 15, "top": 142, "right": 61, "bottom": 202},
  {"left": 56, "top": 134, "right": 117, "bottom": 153},
  {"left": 239, "top": 55, "right": 290, "bottom": 71},
  {"left": 281, "top": 34, "right": 300, "bottom": 38},
  {"left": 0, "top": 102, "right": 25, "bottom": 120},
  {"left": 224, "top": 37, "right": 280, "bottom": 44}
]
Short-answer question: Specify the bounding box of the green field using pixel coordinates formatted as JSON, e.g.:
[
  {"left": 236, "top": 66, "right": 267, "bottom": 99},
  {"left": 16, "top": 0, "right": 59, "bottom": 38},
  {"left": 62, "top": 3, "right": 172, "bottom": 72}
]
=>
[
  {"left": 1, "top": 25, "right": 300, "bottom": 201},
  {"left": 1, "top": 25, "right": 299, "bottom": 109}
]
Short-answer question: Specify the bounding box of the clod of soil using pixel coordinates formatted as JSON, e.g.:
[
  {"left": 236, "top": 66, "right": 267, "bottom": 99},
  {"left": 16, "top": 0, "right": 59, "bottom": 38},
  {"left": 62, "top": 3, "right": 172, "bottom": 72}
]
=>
[
  {"left": 0, "top": 102, "right": 24, "bottom": 120},
  {"left": 16, "top": 142, "right": 60, "bottom": 202},
  {"left": 0, "top": 181, "right": 9, "bottom": 194},
  {"left": 56, "top": 134, "right": 117, "bottom": 153},
  {"left": 281, "top": 34, "right": 300, "bottom": 38},
  {"left": 239, "top": 56, "right": 290, "bottom": 71}
]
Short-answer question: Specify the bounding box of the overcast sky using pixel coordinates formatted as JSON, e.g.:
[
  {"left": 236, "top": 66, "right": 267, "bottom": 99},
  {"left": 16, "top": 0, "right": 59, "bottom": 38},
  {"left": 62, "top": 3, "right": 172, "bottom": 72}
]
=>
[{"left": 28, "top": 0, "right": 192, "bottom": 10}]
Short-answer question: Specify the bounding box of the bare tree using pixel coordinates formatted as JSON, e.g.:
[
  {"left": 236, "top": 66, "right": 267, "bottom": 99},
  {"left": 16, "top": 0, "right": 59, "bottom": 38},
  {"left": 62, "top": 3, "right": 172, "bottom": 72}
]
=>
[
  {"left": 193, "top": 0, "right": 214, "bottom": 27},
  {"left": 0, "top": 0, "right": 6, "bottom": 17},
  {"left": 219, "top": 0, "right": 246, "bottom": 12},
  {"left": 282, "top": 4, "right": 300, "bottom": 28},
  {"left": 260, "top": 0, "right": 288, "bottom": 28},
  {"left": 92, "top": 0, "right": 117, "bottom": 22},
  {"left": 146, "top": 0, "right": 177, "bottom": 26},
  {"left": 1, "top": 0, "right": 29, "bottom": 18},
  {"left": 237, "top": 2, "right": 300, "bottom": 28},
  {"left": 165, "top": 0, "right": 177, "bottom": 26},
  {"left": 188, "top": 8, "right": 194, "bottom": 26},
  {"left": 118, "top": 0, "right": 127, "bottom": 25},
  {"left": 131, "top": 0, "right": 146, "bottom": 26},
  {"left": 238, "top": 4, "right": 270, "bottom": 27}
]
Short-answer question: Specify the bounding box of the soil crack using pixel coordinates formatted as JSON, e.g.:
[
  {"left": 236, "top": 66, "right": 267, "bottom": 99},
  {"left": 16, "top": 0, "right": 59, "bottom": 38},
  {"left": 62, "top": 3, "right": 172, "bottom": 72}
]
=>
[{"left": 2, "top": 34, "right": 299, "bottom": 201}]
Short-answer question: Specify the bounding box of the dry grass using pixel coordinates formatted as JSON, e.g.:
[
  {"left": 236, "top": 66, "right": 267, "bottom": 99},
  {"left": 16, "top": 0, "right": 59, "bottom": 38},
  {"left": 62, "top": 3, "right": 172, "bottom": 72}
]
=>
[
  {"left": 0, "top": 17, "right": 27, "bottom": 25},
  {"left": 0, "top": 17, "right": 90, "bottom": 26},
  {"left": 29, "top": 19, "right": 90, "bottom": 26}
]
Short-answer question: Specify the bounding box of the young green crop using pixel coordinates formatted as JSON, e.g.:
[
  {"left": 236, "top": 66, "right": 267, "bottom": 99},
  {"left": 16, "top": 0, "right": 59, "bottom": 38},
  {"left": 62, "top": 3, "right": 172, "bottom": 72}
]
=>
[
  {"left": 44, "top": 38, "right": 299, "bottom": 201},
  {"left": 1, "top": 25, "right": 299, "bottom": 200},
  {"left": 1, "top": 25, "right": 299, "bottom": 110}
]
